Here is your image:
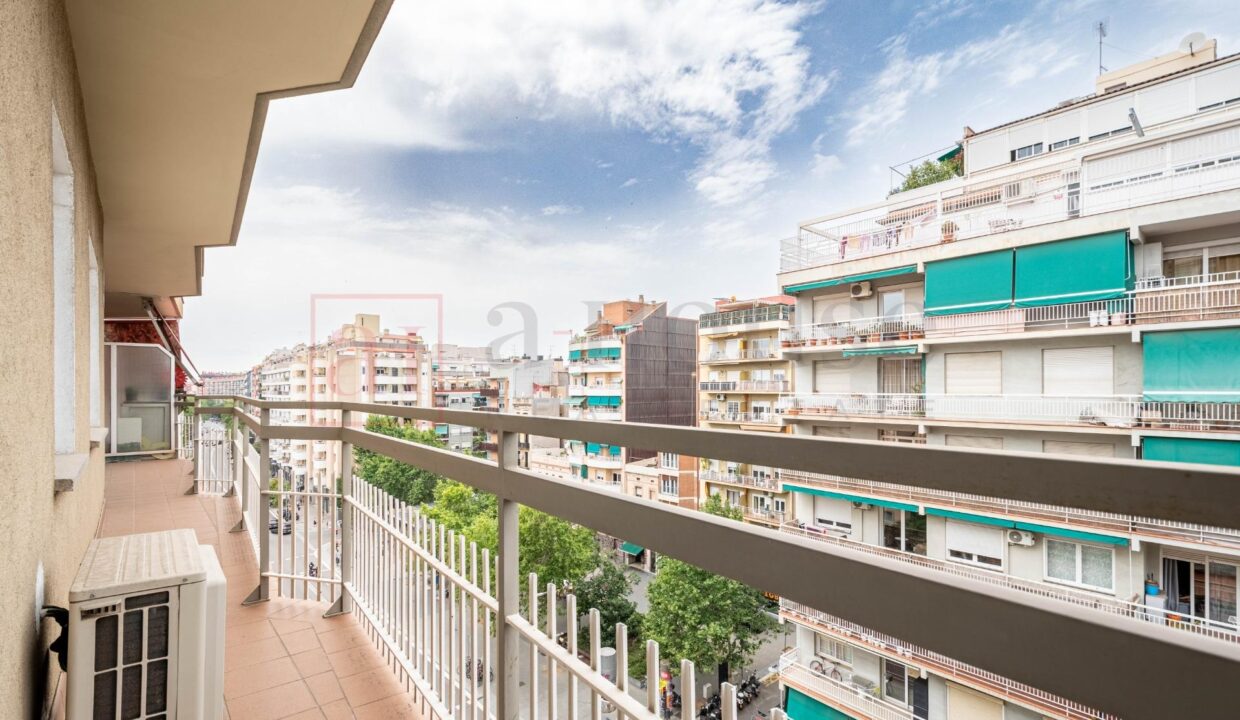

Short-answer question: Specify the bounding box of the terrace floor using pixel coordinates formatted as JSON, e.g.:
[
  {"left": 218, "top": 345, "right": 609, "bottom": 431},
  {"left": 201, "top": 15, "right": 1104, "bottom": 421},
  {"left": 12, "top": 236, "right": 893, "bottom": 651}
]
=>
[{"left": 101, "top": 458, "right": 422, "bottom": 720}]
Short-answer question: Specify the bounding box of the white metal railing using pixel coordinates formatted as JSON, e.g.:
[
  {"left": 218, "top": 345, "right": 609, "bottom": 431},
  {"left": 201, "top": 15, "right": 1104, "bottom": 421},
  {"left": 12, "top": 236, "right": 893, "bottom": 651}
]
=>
[
  {"left": 779, "top": 392, "right": 1240, "bottom": 431},
  {"left": 177, "top": 410, "right": 195, "bottom": 460},
  {"left": 742, "top": 506, "right": 786, "bottom": 524},
  {"left": 780, "top": 602, "right": 1118, "bottom": 720},
  {"left": 698, "top": 410, "right": 782, "bottom": 424},
  {"left": 699, "top": 469, "right": 781, "bottom": 491},
  {"left": 699, "top": 304, "right": 793, "bottom": 329},
  {"left": 567, "top": 360, "right": 624, "bottom": 373},
  {"left": 195, "top": 423, "right": 232, "bottom": 494},
  {"left": 570, "top": 384, "right": 624, "bottom": 395},
  {"left": 778, "top": 650, "right": 914, "bottom": 720},
  {"left": 188, "top": 396, "right": 1240, "bottom": 720},
  {"left": 782, "top": 313, "right": 925, "bottom": 345},
  {"left": 778, "top": 468, "right": 1240, "bottom": 551},
  {"left": 702, "top": 348, "right": 780, "bottom": 362},
  {"left": 780, "top": 130, "right": 1240, "bottom": 272},
  {"left": 700, "top": 380, "right": 789, "bottom": 393},
  {"left": 1135, "top": 270, "right": 1240, "bottom": 290},
  {"left": 567, "top": 408, "right": 623, "bottom": 421},
  {"left": 780, "top": 524, "right": 1240, "bottom": 644}
]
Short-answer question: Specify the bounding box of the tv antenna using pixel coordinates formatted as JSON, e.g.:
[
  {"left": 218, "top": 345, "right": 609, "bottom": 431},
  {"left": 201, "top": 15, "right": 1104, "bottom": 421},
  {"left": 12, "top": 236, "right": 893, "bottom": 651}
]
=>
[{"left": 1095, "top": 21, "right": 1108, "bottom": 75}]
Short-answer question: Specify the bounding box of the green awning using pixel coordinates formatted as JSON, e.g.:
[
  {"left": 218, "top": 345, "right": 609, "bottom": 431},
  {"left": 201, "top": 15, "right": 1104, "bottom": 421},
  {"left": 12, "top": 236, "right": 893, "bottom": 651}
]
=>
[
  {"left": 620, "top": 542, "right": 644, "bottom": 555},
  {"left": 926, "top": 508, "right": 1128, "bottom": 546},
  {"left": 841, "top": 345, "right": 920, "bottom": 358},
  {"left": 783, "top": 265, "right": 918, "bottom": 294},
  {"left": 587, "top": 347, "right": 621, "bottom": 359},
  {"left": 783, "top": 484, "right": 918, "bottom": 513},
  {"left": 579, "top": 464, "right": 588, "bottom": 479},
  {"left": 785, "top": 688, "right": 855, "bottom": 720},
  {"left": 1013, "top": 231, "right": 1131, "bottom": 307},
  {"left": 564, "top": 397, "right": 586, "bottom": 406},
  {"left": 586, "top": 442, "right": 602, "bottom": 454},
  {"left": 1143, "top": 328, "right": 1240, "bottom": 402},
  {"left": 924, "top": 249, "right": 1013, "bottom": 315},
  {"left": 1143, "top": 437, "right": 1240, "bottom": 467},
  {"left": 569, "top": 349, "right": 582, "bottom": 360},
  {"left": 937, "top": 145, "right": 962, "bottom": 162},
  {"left": 585, "top": 395, "right": 621, "bottom": 407},
  {"left": 608, "top": 444, "right": 622, "bottom": 456}
]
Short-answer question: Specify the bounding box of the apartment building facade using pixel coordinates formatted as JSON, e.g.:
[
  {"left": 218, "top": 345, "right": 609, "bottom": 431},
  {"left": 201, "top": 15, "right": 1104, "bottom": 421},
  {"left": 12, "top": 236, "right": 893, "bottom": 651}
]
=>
[
  {"left": 697, "top": 297, "right": 796, "bottom": 527},
  {"left": 199, "top": 370, "right": 251, "bottom": 397},
  {"left": 774, "top": 38, "right": 1240, "bottom": 720},
  {"left": 566, "top": 298, "right": 698, "bottom": 485}
]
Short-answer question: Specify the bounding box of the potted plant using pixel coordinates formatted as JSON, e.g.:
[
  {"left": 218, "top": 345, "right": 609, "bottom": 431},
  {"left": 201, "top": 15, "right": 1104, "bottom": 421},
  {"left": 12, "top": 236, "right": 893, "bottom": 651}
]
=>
[{"left": 865, "top": 324, "right": 881, "bottom": 343}]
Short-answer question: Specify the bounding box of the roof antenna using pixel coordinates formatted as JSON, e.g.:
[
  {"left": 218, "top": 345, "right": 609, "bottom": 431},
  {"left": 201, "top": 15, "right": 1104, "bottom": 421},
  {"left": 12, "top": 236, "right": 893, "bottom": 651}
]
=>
[{"left": 1095, "top": 20, "right": 1108, "bottom": 76}]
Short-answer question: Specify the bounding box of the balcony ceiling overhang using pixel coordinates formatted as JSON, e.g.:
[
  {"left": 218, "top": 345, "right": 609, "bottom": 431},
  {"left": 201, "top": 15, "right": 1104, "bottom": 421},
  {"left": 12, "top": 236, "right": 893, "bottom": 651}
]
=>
[{"left": 67, "top": 0, "right": 393, "bottom": 302}]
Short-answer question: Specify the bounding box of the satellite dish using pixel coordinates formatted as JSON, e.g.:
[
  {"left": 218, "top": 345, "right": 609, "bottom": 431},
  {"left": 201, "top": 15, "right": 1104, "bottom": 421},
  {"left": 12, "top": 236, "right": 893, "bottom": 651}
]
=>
[{"left": 1179, "top": 32, "right": 1207, "bottom": 54}]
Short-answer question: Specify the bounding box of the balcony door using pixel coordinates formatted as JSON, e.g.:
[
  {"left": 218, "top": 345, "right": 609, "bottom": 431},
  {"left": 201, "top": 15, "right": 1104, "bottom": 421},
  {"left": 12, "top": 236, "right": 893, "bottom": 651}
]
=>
[
  {"left": 879, "top": 358, "right": 922, "bottom": 394},
  {"left": 1163, "top": 555, "right": 1238, "bottom": 627}
]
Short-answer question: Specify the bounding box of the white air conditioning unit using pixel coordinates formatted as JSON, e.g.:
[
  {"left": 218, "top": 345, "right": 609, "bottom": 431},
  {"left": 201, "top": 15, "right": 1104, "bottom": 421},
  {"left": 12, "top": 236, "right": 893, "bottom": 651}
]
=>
[
  {"left": 852, "top": 501, "right": 874, "bottom": 511},
  {"left": 850, "top": 281, "right": 873, "bottom": 299},
  {"left": 68, "top": 529, "right": 225, "bottom": 720},
  {"left": 716, "top": 394, "right": 727, "bottom": 402},
  {"left": 1007, "top": 529, "right": 1036, "bottom": 546},
  {"left": 1002, "top": 179, "right": 1032, "bottom": 204}
]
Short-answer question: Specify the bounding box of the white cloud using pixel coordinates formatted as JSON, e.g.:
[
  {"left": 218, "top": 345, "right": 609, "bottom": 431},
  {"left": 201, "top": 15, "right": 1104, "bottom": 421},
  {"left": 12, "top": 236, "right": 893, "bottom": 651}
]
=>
[
  {"left": 541, "top": 204, "right": 582, "bottom": 216},
  {"left": 620, "top": 177, "right": 639, "bottom": 188},
  {"left": 809, "top": 153, "right": 842, "bottom": 178},
  {"left": 262, "top": 0, "right": 828, "bottom": 207}
]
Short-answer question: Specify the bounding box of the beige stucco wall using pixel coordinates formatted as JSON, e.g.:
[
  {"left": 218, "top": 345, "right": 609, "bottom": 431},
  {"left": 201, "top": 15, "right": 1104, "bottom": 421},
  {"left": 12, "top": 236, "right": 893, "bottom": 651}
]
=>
[{"left": 0, "top": 1, "right": 107, "bottom": 717}]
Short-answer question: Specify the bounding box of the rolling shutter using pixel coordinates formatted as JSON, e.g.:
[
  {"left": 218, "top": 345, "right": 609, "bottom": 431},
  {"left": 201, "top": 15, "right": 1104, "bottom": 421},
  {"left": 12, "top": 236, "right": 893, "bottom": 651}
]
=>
[
  {"left": 1196, "top": 63, "right": 1240, "bottom": 109},
  {"left": 1044, "top": 440, "right": 1116, "bottom": 458},
  {"left": 946, "top": 435, "right": 1003, "bottom": 450},
  {"left": 1042, "top": 346, "right": 1113, "bottom": 395},
  {"left": 946, "top": 683, "right": 1004, "bottom": 720},
  {"left": 813, "top": 496, "right": 853, "bottom": 531},
  {"left": 811, "top": 295, "right": 852, "bottom": 325},
  {"left": 946, "top": 520, "right": 1004, "bottom": 559},
  {"left": 812, "top": 426, "right": 851, "bottom": 438},
  {"left": 1012, "top": 232, "right": 1131, "bottom": 307},
  {"left": 944, "top": 352, "right": 1001, "bottom": 395},
  {"left": 1085, "top": 97, "right": 1131, "bottom": 138},
  {"left": 923, "top": 250, "right": 1014, "bottom": 316},
  {"left": 1143, "top": 328, "right": 1240, "bottom": 402},
  {"left": 813, "top": 360, "right": 851, "bottom": 394}
]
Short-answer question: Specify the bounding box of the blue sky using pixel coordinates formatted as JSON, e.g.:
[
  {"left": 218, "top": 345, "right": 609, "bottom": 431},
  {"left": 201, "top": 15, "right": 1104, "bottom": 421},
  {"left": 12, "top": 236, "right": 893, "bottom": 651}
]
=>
[{"left": 184, "top": 0, "right": 1240, "bottom": 369}]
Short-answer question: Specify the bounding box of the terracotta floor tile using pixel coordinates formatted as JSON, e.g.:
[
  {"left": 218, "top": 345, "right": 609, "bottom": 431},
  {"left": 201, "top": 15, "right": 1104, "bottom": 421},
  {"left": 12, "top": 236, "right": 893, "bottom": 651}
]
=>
[
  {"left": 281, "top": 627, "right": 322, "bottom": 655},
  {"left": 283, "top": 709, "right": 327, "bottom": 720},
  {"left": 352, "top": 693, "right": 421, "bottom": 720},
  {"left": 225, "top": 656, "right": 301, "bottom": 700},
  {"left": 226, "top": 636, "right": 290, "bottom": 671},
  {"left": 305, "top": 671, "right": 345, "bottom": 706},
  {"left": 291, "top": 648, "right": 334, "bottom": 678},
  {"left": 271, "top": 618, "right": 315, "bottom": 636},
  {"left": 318, "top": 626, "right": 368, "bottom": 654},
  {"left": 225, "top": 679, "right": 317, "bottom": 720},
  {"left": 327, "top": 645, "right": 386, "bottom": 679},
  {"left": 227, "top": 619, "right": 278, "bottom": 646},
  {"left": 320, "top": 699, "right": 355, "bottom": 720},
  {"left": 338, "top": 667, "right": 405, "bottom": 708}
]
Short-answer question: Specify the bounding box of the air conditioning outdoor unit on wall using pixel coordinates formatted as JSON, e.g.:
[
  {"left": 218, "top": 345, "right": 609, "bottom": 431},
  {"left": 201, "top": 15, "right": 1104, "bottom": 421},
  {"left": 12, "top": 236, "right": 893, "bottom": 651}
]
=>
[
  {"left": 1007, "top": 529, "right": 1036, "bottom": 546},
  {"left": 67, "top": 529, "right": 226, "bottom": 720},
  {"left": 850, "top": 281, "right": 873, "bottom": 299}
]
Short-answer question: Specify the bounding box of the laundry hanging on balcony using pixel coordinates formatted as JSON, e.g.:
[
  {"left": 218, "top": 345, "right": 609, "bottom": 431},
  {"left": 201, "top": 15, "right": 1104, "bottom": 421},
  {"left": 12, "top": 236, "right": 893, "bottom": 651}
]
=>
[
  {"left": 1012, "top": 231, "right": 1132, "bottom": 307},
  {"left": 1142, "top": 328, "right": 1240, "bottom": 402}
]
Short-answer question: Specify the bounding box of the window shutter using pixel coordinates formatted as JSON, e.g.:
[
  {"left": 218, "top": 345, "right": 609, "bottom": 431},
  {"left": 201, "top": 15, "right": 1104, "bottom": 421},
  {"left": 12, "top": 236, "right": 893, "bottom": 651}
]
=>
[
  {"left": 812, "top": 426, "right": 851, "bottom": 438},
  {"left": 813, "top": 497, "right": 853, "bottom": 530},
  {"left": 813, "top": 360, "right": 851, "bottom": 394},
  {"left": 1042, "top": 346, "right": 1113, "bottom": 395},
  {"left": 944, "top": 352, "right": 1001, "bottom": 394},
  {"left": 946, "top": 435, "right": 1003, "bottom": 449},
  {"left": 945, "top": 520, "right": 1004, "bottom": 560},
  {"left": 1196, "top": 63, "right": 1240, "bottom": 109},
  {"left": 946, "top": 682, "right": 1004, "bottom": 720},
  {"left": 1043, "top": 440, "right": 1115, "bottom": 457}
]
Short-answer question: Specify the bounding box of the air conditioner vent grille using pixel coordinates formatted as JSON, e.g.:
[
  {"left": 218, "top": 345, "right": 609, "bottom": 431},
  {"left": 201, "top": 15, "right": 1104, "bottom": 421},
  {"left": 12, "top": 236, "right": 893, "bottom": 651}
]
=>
[{"left": 89, "top": 591, "right": 173, "bottom": 719}]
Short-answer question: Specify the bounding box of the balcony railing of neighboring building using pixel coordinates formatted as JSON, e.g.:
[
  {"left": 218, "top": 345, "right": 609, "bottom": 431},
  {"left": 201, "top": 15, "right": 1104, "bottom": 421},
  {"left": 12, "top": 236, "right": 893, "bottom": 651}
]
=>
[
  {"left": 778, "top": 650, "right": 915, "bottom": 720},
  {"left": 188, "top": 395, "right": 1240, "bottom": 720},
  {"left": 741, "top": 506, "right": 785, "bottom": 525},
  {"left": 780, "top": 523, "right": 1240, "bottom": 645},
  {"left": 780, "top": 603, "right": 1118, "bottom": 720},
  {"left": 702, "top": 348, "right": 781, "bottom": 362},
  {"left": 700, "top": 380, "right": 790, "bottom": 393},
  {"left": 778, "top": 468, "right": 1240, "bottom": 554},
  {"left": 698, "top": 410, "right": 783, "bottom": 425},
  {"left": 699, "top": 469, "right": 782, "bottom": 491},
  {"left": 567, "top": 359, "right": 625, "bottom": 373},
  {"left": 699, "top": 304, "right": 794, "bottom": 330},
  {"left": 571, "top": 383, "right": 625, "bottom": 396},
  {"left": 782, "top": 276, "right": 1240, "bottom": 348},
  {"left": 570, "top": 333, "right": 623, "bottom": 346},
  {"left": 567, "top": 407, "right": 623, "bottom": 421},
  {"left": 780, "top": 126, "right": 1240, "bottom": 272},
  {"left": 778, "top": 392, "right": 1240, "bottom": 432}
]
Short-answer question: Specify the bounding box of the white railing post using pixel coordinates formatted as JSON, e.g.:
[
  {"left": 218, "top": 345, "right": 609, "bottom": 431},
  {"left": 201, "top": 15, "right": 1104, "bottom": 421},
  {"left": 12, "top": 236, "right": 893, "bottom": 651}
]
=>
[
  {"left": 721, "top": 682, "right": 738, "bottom": 720},
  {"left": 497, "top": 429, "right": 521, "bottom": 720},
  {"left": 326, "top": 408, "right": 353, "bottom": 616},
  {"left": 681, "top": 659, "right": 696, "bottom": 720},
  {"left": 230, "top": 412, "right": 247, "bottom": 532},
  {"left": 185, "top": 410, "right": 201, "bottom": 493},
  {"left": 244, "top": 406, "right": 271, "bottom": 605}
]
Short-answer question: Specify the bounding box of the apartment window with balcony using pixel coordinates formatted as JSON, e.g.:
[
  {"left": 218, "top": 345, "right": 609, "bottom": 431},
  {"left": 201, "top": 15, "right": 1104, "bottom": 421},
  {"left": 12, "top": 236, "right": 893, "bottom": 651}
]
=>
[
  {"left": 944, "top": 351, "right": 1001, "bottom": 395},
  {"left": 726, "top": 401, "right": 740, "bottom": 416},
  {"left": 612, "top": 472, "right": 621, "bottom": 485},
  {"left": 1042, "top": 346, "right": 1113, "bottom": 395},
  {"left": 879, "top": 288, "right": 906, "bottom": 318},
  {"left": 1161, "top": 555, "right": 1238, "bottom": 627},
  {"left": 752, "top": 495, "right": 769, "bottom": 513},
  {"left": 660, "top": 477, "right": 679, "bottom": 496},
  {"left": 751, "top": 401, "right": 771, "bottom": 420},
  {"left": 946, "top": 519, "right": 1004, "bottom": 569},
  {"left": 1045, "top": 538, "right": 1114, "bottom": 592},
  {"left": 813, "top": 496, "right": 853, "bottom": 534},
  {"left": 773, "top": 497, "right": 786, "bottom": 515},
  {"left": 813, "top": 635, "right": 853, "bottom": 665},
  {"left": 882, "top": 509, "right": 927, "bottom": 555},
  {"left": 879, "top": 358, "right": 922, "bottom": 395},
  {"left": 725, "top": 489, "right": 741, "bottom": 507},
  {"left": 883, "top": 659, "right": 909, "bottom": 706},
  {"left": 1010, "top": 142, "right": 1044, "bottom": 161}
]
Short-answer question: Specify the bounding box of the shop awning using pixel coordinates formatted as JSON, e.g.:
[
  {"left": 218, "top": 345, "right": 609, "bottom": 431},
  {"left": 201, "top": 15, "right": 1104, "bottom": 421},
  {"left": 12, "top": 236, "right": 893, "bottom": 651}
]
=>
[
  {"left": 925, "top": 508, "right": 1128, "bottom": 546},
  {"left": 1143, "top": 437, "right": 1240, "bottom": 467},
  {"left": 785, "top": 687, "right": 855, "bottom": 720},
  {"left": 620, "top": 542, "right": 644, "bottom": 555},
  {"left": 783, "top": 265, "right": 918, "bottom": 295},
  {"left": 841, "top": 345, "right": 919, "bottom": 358},
  {"left": 924, "top": 249, "right": 1013, "bottom": 315},
  {"left": 1143, "top": 328, "right": 1240, "bottom": 402},
  {"left": 1013, "top": 231, "right": 1131, "bottom": 307}
]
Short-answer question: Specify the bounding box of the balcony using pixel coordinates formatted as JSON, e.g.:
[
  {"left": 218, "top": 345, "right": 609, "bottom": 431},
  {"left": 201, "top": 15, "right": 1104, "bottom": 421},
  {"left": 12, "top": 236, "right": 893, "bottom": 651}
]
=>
[
  {"left": 567, "top": 359, "right": 624, "bottom": 374},
  {"left": 701, "top": 348, "right": 780, "bottom": 363},
  {"left": 780, "top": 125, "right": 1240, "bottom": 273},
  {"left": 570, "top": 383, "right": 625, "bottom": 396},
  {"left": 698, "top": 410, "right": 782, "bottom": 425},
  {"left": 699, "top": 304, "right": 793, "bottom": 331},
  {"left": 779, "top": 651, "right": 913, "bottom": 720},
  {"left": 567, "top": 407, "right": 623, "bottom": 421},
  {"left": 699, "top": 469, "right": 782, "bottom": 491},
  {"left": 180, "top": 395, "right": 1240, "bottom": 720},
  {"left": 779, "top": 393, "right": 1240, "bottom": 432},
  {"left": 700, "top": 380, "right": 789, "bottom": 393},
  {"left": 570, "top": 452, "right": 625, "bottom": 469}
]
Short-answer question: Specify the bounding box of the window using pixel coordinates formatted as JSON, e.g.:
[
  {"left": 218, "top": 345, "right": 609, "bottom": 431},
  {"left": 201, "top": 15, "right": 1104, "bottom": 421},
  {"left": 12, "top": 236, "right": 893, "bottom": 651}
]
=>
[
  {"left": 773, "top": 497, "right": 787, "bottom": 515},
  {"left": 813, "top": 496, "right": 853, "bottom": 533},
  {"left": 813, "top": 635, "right": 852, "bottom": 665},
  {"left": 660, "top": 452, "right": 679, "bottom": 470},
  {"left": 945, "top": 435, "right": 1003, "bottom": 450},
  {"left": 1042, "top": 346, "right": 1113, "bottom": 396},
  {"left": 1209, "top": 251, "right": 1240, "bottom": 275},
  {"left": 1043, "top": 440, "right": 1114, "bottom": 458},
  {"left": 660, "top": 477, "right": 679, "bottom": 496},
  {"left": 52, "top": 108, "right": 76, "bottom": 454},
  {"left": 1164, "top": 556, "right": 1239, "bottom": 626},
  {"left": 883, "top": 509, "right": 927, "bottom": 555},
  {"left": 883, "top": 660, "right": 909, "bottom": 705},
  {"left": 944, "top": 351, "right": 1001, "bottom": 395},
  {"left": 945, "top": 520, "right": 1004, "bottom": 569},
  {"left": 611, "top": 472, "right": 621, "bottom": 485},
  {"left": 1046, "top": 539, "right": 1114, "bottom": 591},
  {"left": 1010, "top": 142, "right": 1044, "bottom": 161},
  {"left": 879, "top": 358, "right": 922, "bottom": 394},
  {"left": 725, "top": 489, "right": 741, "bottom": 507},
  {"left": 879, "top": 289, "right": 906, "bottom": 319},
  {"left": 752, "top": 495, "right": 770, "bottom": 512},
  {"left": 1049, "top": 136, "right": 1080, "bottom": 151},
  {"left": 636, "top": 488, "right": 643, "bottom": 498},
  {"left": 813, "top": 359, "right": 850, "bottom": 394},
  {"left": 1088, "top": 126, "right": 1133, "bottom": 141}
]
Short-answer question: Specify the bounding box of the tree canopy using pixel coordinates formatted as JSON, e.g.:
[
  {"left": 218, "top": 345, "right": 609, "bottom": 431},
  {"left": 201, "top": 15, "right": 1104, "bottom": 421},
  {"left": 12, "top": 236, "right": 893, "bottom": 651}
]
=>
[
  {"left": 643, "top": 495, "right": 776, "bottom": 683},
  {"left": 353, "top": 415, "right": 445, "bottom": 505},
  {"left": 891, "top": 152, "right": 962, "bottom": 195}
]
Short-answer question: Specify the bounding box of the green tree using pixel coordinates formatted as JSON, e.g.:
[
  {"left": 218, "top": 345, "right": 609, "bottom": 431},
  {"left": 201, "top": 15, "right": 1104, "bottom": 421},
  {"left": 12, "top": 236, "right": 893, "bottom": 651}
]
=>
[
  {"left": 891, "top": 153, "right": 962, "bottom": 195},
  {"left": 354, "top": 415, "right": 446, "bottom": 505},
  {"left": 573, "top": 560, "right": 644, "bottom": 674},
  {"left": 644, "top": 495, "right": 776, "bottom": 686}
]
